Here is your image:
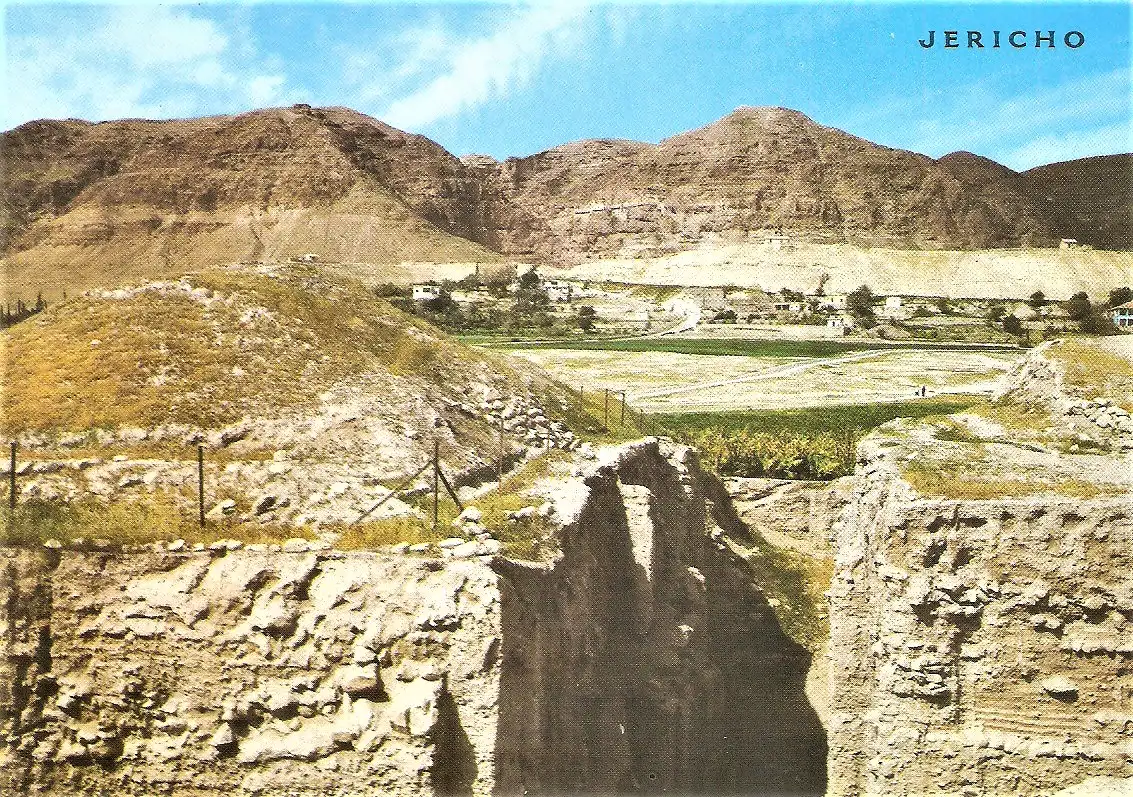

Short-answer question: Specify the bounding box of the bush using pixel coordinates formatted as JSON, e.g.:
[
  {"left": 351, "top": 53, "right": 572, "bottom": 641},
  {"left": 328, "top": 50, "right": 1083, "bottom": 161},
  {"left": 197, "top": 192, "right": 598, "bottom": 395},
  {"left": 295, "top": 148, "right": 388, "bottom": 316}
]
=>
[
  {"left": 576, "top": 305, "right": 597, "bottom": 332},
  {"left": 1002, "top": 314, "right": 1024, "bottom": 336},
  {"left": 1065, "top": 291, "right": 1092, "bottom": 322},
  {"left": 1109, "top": 287, "right": 1133, "bottom": 308}
]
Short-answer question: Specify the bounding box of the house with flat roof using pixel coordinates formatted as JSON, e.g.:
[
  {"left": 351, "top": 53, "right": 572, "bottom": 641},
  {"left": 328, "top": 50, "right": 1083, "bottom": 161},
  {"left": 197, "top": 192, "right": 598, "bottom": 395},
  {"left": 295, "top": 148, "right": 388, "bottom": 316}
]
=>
[
  {"left": 1111, "top": 300, "right": 1133, "bottom": 328},
  {"left": 412, "top": 284, "right": 442, "bottom": 301}
]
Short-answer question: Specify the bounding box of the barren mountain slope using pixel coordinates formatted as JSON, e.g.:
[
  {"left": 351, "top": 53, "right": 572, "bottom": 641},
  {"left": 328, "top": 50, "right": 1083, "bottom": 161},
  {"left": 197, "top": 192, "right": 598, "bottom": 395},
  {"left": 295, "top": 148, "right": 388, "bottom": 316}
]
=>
[
  {"left": 4, "top": 105, "right": 1129, "bottom": 299},
  {"left": 1022, "top": 154, "right": 1133, "bottom": 250},
  {"left": 1, "top": 106, "right": 503, "bottom": 299},
  {"left": 482, "top": 107, "right": 1063, "bottom": 261}
]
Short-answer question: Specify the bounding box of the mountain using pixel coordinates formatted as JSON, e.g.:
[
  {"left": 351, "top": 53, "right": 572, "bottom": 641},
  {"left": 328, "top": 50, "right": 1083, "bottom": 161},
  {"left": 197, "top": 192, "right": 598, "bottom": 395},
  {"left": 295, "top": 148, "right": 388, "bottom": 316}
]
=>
[
  {"left": 2, "top": 104, "right": 1129, "bottom": 299},
  {"left": 480, "top": 108, "right": 1063, "bottom": 261},
  {"left": 1021, "top": 154, "right": 1133, "bottom": 251},
  {"left": 1, "top": 106, "right": 506, "bottom": 299}
]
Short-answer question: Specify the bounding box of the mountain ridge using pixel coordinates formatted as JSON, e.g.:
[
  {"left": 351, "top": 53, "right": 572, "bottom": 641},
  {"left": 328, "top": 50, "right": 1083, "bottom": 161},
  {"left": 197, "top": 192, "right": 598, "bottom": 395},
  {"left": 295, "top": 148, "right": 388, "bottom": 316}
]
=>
[{"left": 2, "top": 104, "right": 1129, "bottom": 299}]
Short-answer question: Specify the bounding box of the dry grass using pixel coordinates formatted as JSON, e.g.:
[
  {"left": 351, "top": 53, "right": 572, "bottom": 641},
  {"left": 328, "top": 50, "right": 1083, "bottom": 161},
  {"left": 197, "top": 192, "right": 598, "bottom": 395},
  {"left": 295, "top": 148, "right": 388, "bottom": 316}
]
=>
[
  {"left": 903, "top": 462, "right": 1122, "bottom": 500},
  {"left": 336, "top": 452, "right": 568, "bottom": 558},
  {"left": 740, "top": 533, "right": 833, "bottom": 652},
  {"left": 0, "top": 266, "right": 494, "bottom": 435},
  {"left": 1048, "top": 338, "right": 1133, "bottom": 410}
]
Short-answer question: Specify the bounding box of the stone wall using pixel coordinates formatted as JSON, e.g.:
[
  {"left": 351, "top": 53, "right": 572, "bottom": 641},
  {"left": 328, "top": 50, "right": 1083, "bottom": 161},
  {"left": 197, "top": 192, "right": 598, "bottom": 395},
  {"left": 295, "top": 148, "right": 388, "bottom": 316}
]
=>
[{"left": 828, "top": 441, "right": 1133, "bottom": 796}]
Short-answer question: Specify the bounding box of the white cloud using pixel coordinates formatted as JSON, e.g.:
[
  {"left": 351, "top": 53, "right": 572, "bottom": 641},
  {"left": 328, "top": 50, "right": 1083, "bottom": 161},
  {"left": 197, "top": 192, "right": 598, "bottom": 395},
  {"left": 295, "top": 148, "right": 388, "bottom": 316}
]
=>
[
  {"left": 1005, "top": 122, "right": 1132, "bottom": 170},
  {"left": 4, "top": 6, "right": 292, "bottom": 128},
  {"left": 377, "top": 2, "right": 591, "bottom": 130},
  {"left": 848, "top": 68, "right": 1131, "bottom": 170}
]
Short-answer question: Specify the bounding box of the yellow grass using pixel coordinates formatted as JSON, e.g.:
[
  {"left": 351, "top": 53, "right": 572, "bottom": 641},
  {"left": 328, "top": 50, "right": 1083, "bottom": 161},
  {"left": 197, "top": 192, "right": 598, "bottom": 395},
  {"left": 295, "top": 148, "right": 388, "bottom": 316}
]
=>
[
  {"left": 903, "top": 462, "right": 1121, "bottom": 500},
  {"left": 1, "top": 266, "right": 488, "bottom": 435},
  {"left": 1048, "top": 338, "right": 1133, "bottom": 410},
  {"left": 0, "top": 494, "right": 316, "bottom": 548}
]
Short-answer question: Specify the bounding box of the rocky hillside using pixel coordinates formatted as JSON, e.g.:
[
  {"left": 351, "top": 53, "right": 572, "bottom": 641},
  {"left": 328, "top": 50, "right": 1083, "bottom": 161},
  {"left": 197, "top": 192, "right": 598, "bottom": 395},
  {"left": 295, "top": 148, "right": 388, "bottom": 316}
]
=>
[
  {"left": 0, "top": 264, "right": 593, "bottom": 529},
  {"left": 1, "top": 106, "right": 505, "bottom": 300},
  {"left": 482, "top": 108, "right": 1062, "bottom": 260},
  {"left": 1022, "top": 154, "right": 1133, "bottom": 251},
  {"left": 3, "top": 105, "right": 1129, "bottom": 299}
]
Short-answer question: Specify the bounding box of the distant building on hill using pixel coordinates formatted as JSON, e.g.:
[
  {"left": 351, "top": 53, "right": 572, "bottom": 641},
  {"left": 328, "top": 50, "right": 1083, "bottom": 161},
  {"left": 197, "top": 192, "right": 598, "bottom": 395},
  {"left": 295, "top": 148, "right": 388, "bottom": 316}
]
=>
[
  {"left": 1060, "top": 238, "right": 1080, "bottom": 250},
  {"left": 763, "top": 232, "right": 794, "bottom": 251},
  {"left": 1111, "top": 300, "right": 1133, "bottom": 328}
]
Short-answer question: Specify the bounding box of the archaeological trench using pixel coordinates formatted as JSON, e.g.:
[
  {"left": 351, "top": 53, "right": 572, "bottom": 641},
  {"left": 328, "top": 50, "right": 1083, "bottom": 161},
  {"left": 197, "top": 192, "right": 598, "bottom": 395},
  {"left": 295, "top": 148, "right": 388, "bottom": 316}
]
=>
[{"left": 3, "top": 352, "right": 1133, "bottom": 796}]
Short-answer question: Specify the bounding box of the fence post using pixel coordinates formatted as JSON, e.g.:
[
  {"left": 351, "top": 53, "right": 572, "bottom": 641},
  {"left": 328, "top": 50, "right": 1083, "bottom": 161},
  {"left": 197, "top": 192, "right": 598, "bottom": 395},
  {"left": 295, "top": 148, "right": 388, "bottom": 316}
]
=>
[
  {"left": 432, "top": 439, "right": 440, "bottom": 534},
  {"left": 497, "top": 418, "right": 505, "bottom": 486},
  {"left": 603, "top": 389, "right": 610, "bottom": 430},
  {"left": 619, "top": 391, "right": 626, "bottom": 426},
  {"left": 9, "top": 441, "right": 16, "bottom": 510},
  {"left": 197, "top": 444, "right": 205, "bottom": 528}
]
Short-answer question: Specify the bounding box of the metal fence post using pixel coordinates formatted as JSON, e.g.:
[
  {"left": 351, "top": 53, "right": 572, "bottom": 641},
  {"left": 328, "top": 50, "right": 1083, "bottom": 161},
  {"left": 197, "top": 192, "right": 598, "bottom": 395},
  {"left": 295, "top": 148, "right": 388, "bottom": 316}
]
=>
[
  {"left": 9, "top": 441, "right": 16, "bottom": 510},
  {"left": 197, "top": 444, "right": 205, "bottom": 528}
]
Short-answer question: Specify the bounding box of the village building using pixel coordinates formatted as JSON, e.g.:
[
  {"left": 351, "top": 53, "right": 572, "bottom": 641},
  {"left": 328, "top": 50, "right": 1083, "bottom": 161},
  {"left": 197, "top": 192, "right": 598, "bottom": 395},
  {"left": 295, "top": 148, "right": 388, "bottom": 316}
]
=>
[
  {"left": 1111, "top": 300, "right": 1133, "bottom": 328},
  {"left": 763, "top": 232, "right": 794, "bottom": 251},
  {"left": 543, "top": 280, "right": 574, "bottom": 302},
  {"left": 819, "top": 294, "right": 848, "bottom": 311},
  {"left": 1060, "top": 238, "right": 1081, "bottom": 250},
  {"left": 412, "top": 284, "right": 442, "bottom": 301},
  {"left": 879, "top": 296, "right": 906, "bottom": 320}
]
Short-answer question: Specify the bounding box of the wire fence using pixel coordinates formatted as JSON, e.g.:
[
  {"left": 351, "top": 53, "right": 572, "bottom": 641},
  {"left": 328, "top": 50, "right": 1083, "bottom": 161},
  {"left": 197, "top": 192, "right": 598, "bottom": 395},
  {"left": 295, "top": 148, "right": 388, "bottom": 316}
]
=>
[{"left": 1, "top": 383, "right": 658, "bottom": 536}]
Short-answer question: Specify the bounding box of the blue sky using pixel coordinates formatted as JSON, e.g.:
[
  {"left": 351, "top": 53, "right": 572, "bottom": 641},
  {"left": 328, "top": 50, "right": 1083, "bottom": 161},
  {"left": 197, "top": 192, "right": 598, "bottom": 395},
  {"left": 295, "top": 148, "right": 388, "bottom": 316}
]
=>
[{"left": 3, "top": 1, "right": 1130, "bottom": 169}]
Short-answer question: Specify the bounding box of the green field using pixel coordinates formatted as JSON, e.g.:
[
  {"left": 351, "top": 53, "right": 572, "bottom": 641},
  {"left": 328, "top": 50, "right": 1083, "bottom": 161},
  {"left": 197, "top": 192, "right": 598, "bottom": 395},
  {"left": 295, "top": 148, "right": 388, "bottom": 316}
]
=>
[
  {"left": 655, "top": 396, "right": 980, "bottom": 437},
  {"left": 489, "top": 337, "right": 1020, "bottom": 359},
  {"left": 655, "top": 396, "right": 981, "bottom": 480}
]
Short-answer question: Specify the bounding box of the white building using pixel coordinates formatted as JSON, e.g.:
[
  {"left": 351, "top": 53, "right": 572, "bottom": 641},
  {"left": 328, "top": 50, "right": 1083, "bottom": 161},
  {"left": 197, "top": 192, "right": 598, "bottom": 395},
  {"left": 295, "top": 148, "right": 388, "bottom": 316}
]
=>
[
  {"left": 412, "top": 284, "right": 442, "bottom": 301},
  {"left": 544, "top": 280, "right": 573, "bottom": 302},
  {"left": 764, "top": 233, "right": 794, "bottom": 251},
  {"left": 820, "top": 294, "right": 848, "bottom": 311},
  {"left": 1112, "top": 301, "right": 1133, "bottom": 328}
]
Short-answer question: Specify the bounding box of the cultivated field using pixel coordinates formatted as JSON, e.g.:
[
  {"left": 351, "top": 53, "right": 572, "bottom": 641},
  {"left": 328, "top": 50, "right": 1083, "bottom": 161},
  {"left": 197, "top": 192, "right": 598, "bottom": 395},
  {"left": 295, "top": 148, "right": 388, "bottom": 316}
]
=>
[{"left": 507, "top": 345, "right": 1021, "bottom": 411}]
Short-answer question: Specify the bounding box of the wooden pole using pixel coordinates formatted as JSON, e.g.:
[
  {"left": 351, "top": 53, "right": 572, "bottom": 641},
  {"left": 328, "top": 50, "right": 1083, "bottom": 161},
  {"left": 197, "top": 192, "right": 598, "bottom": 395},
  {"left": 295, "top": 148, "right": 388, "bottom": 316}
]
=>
[
  {"left": 432, "top": 439, "right": 440, "bottom": 534},
  {"left": 9, "top": 442, "right": 16, "bottom": 510},
  {"left": 619, "top": 391, "right": 626, "bottom": 426},
  {"left": 197, "top": 445, "right": 205, "bottom": 528},
  {"left": 603, "top": 389, "right": 609, "bottom": 430}
]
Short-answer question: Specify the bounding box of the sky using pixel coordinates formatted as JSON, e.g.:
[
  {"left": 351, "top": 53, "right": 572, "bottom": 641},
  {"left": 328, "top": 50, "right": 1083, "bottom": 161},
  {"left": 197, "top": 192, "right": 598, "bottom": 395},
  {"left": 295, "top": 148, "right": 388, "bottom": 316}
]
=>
[{"left": 2, "top": 1, "right": 1130, "bottom": 170}]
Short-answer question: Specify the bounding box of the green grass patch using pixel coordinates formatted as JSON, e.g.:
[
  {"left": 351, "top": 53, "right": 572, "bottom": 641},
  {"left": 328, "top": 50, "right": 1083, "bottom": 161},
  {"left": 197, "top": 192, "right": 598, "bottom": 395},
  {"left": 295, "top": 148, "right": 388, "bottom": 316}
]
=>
[
  {"left": 656, "top": 396, "right": 979, "bottom": 437},
  {"left": 0, "top": 495, "right": 315, "bottom": 548},
  {"left": 902, "top": 463, "right": 1123, "bottom": 501},
  {"left": 654, "top": 397, "right": 980, "bottom": 480},
  {"left": 737, "top": 533, "right": 833, "bottom": 652}
]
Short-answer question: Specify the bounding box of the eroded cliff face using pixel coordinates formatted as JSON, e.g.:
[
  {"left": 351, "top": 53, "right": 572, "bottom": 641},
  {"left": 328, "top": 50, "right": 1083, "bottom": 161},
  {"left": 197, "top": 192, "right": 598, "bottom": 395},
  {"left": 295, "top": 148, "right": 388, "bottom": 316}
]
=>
[
  {"left": 494, "top": 441, "right": 826, "bottom": 795},
  {"left": 1, "top": 440, "right": 827, "bottom": 796},
  {"left": 828, "top": 438, "right": 1133, "bottom": 797}
]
